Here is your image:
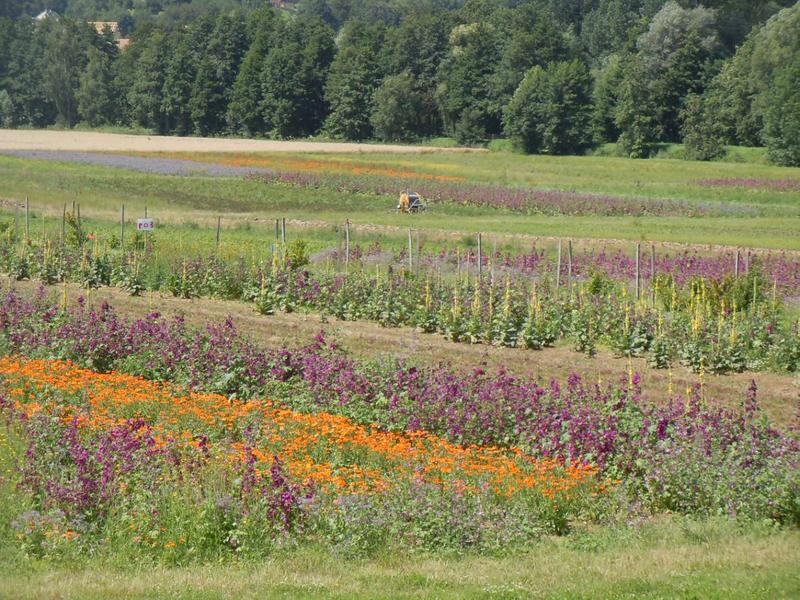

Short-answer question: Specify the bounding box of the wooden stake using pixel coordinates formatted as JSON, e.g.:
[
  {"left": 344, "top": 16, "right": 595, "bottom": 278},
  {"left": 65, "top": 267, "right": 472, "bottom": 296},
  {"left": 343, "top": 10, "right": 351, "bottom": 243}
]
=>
[
  {"left": 556, "top": 240, "right": 562, "bottom": 289},
  {"left": 282, "top": 218, "right": 286, "bottom": 244},
  {"left": 477, "top": 233, "right": 482, "bottom": 279},
  {"left": 567, "top": 240, "right": 573, "bottom": 294},
  {"left": 635, "top": 243, "right": 641, "bottom": 300},
  {"left": 61, "top": 203, "right": 66, "bottom": 246},
  {"left": 345, "top": 219, "right": 350, "bottom": 272},
  {"left": 416, "top": 230, "right": 420, "bottom": 274},
  {"left": 408, "top": 228, "right": 413, "bottom": 270},
  {"left": 650, "top": 244, "right": 656, "bottom": 305},
  {"left": 120, "top": 205, "right": 125, "bottom": 250},
  {"left": 735, "top": 250, "right": 740, "bottom": 278},
  {"left": 24, "top": 196, "right": 29, "bottom": 242}
]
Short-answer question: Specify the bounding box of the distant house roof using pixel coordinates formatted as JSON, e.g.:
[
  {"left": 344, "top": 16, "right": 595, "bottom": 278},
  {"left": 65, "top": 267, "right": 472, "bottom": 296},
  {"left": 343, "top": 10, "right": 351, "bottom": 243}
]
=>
[
  {"left": 35, "top": 9, "right": 58, "bottom": 20},
  {"left": 88, "top": 21, "right": 121, "bottom": 35},
  {"left": 117, "top": 38, "right": 131, "bottom": 50}
]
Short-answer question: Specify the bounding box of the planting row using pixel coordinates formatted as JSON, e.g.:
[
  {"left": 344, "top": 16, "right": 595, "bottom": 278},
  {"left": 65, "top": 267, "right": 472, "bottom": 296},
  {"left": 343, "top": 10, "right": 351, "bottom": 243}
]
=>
[
  {"left": 0, "top": 289, "right": 797, "bottom": 537},
  {"left": 2, "top": 357, "right": 599, "bottom": 559},
  {"left": 2, "top": 237, "right": 798, "bottom": 374},
  {"left": 246, "top": 171, "right": 762, "bottom": 218}
]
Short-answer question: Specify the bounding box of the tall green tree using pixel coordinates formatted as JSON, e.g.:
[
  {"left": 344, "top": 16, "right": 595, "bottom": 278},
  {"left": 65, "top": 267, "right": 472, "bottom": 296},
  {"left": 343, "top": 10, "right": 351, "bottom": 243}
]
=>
[
  {"left": 503, "top": 60, "right": 594, "bottom": 155},
  {"left": 77, "top": 45, "right": 115, "bottom": 126},
  {"left": 260, "top": 17, "right": 335, "bottom": 138},
  {"left": 43, "top": 18, "right": 92, "bottom": 127},
  {"left": 370, "top": 70, "right": 423, "bottom": 142},
  {"left": 323, "top": 20, "right": 388, "bottom": 140},
  {"left": 127, "top": 29, "right": 168, "bottom": 131},
  {"left": 227, "top": 6, "right": 279, "bottom": 135},
  {"left": 189, "top": 13, "right": 247, "bottom": 136},
  {"left": 764, "top": 53, "right": 800, "bottom": 166},
  {"left": 435, "top": 21, "right": 501, "bottom": 142}
]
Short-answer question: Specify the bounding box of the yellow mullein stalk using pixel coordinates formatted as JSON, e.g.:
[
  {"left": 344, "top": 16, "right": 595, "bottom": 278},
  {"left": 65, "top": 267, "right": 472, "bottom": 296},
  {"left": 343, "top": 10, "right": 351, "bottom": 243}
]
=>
[
  {"left": 503, "top": 276, "right": 512, "bottom": 318},
  {"left": 624, "top": 302, "right": 631, "bottom": 336},
  {"left": 667, "top": 368, "right": 673, "bottom": 397},
  {"left": 471, "top": 281, "right": 481, "bottom": 317},
  {"left": 671, "top": 279, "right": 677, "bottom": 312},
  {"left": 452, "top": 283, "right": 461, "bottom": 318},
  {"left": 425, "top": 277, "right": 432, "bottom": 311}
]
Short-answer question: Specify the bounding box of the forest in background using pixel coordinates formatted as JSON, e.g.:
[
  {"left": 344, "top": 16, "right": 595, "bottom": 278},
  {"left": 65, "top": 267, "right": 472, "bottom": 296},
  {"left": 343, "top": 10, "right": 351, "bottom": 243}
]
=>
[{"left": 0, "top": 0, "right": 798, "bottom": 165}]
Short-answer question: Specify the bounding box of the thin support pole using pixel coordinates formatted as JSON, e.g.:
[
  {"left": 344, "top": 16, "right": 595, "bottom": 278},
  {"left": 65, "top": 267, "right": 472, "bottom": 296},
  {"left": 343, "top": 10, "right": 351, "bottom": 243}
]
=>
[
  {"left": 61, "top": 203, "right": 66, "bottom": 246},
  {"left": 344, "top": 219, "right": 350, "bottom": 273},
  {"left": 408, "top": 228, "right": 413, "bottom": 270},
  {"left": 635, "top": 243, "right": 641, "bottom": 301},
  {"left": 24, "top": 196, "right": 29, "bottom": 243},
  {"left": 282, "top": 218, "right": 286, "bottom": 244},
  {"left": 76, "top": 204, "right": 82, "bottom": 244},
  {"left": 477, "top": 233, "right": 482, "bottom": 279},
  {"left": 650, "top": 244, "right": 656, "bottom": 305},
  {"left": 567, "top": 240, "right": 573, "bottom": 294},
  {"left": 416, "top": 230, "right": 420, "bottom": 274},
  {"left": 735, "top": 250, "right": 740, "bottom": 278},
  {"left": 120, "top": 205, "right": 125, "bottom": 250},
  {"left": 556, "top": 240, "right": 562, "bottom": 289}
]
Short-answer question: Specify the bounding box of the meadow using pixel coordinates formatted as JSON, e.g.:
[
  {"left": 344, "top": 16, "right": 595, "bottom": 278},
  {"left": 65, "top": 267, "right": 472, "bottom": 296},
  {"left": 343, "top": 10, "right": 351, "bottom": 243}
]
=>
[{"left": 0, "top": 142, "right": 799, "bottom": 598}]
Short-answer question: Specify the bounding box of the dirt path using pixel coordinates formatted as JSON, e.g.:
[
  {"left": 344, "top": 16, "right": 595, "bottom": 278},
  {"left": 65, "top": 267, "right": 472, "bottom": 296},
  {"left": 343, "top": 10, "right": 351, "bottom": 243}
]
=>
[
  {"left": 4, "top": 277, "right": 797, "bottom": 425},
  {"left": 0, "top": 129, "right": 478, "bottom": 154}
]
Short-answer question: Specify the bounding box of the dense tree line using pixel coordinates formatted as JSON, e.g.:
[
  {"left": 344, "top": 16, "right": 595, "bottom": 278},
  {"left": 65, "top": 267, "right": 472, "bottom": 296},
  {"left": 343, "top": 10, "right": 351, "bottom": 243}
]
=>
[{"left": 0, "top": 0, "right": 799, "bottom": 164}]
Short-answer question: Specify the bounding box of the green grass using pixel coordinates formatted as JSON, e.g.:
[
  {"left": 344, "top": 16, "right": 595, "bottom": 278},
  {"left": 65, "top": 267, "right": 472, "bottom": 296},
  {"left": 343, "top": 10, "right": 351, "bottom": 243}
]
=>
[
  {"left": 1, "top": 154, "right": 800, "bottom": 250},
  {"left": 1, "top": 518, "right": 798, "bottom": 599}
]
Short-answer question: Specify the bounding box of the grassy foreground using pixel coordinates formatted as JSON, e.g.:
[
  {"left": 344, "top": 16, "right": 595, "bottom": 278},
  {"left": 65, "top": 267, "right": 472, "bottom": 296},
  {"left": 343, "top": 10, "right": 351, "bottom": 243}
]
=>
[{"left": 2, "top": 520, "right": 798, "bottom": 599}]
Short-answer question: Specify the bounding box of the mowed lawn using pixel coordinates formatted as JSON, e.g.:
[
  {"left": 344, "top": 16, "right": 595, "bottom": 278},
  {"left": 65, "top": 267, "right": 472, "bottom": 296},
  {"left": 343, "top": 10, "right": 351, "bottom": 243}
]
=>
[{"left": 1, "top": 151, "right": 799, "bottom": 249}]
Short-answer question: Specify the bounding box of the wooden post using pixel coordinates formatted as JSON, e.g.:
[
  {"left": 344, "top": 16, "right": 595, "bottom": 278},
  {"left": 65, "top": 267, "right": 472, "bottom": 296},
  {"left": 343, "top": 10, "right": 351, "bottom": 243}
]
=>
[
  {"left": 120, "top": 205, "right": 125, "bottom": 250},
  {"left": 14, "top": 202, "right": 19, "bottom": 244},
  {"left": 735, "top": 250, "right": 740, "bottom": 278},
  {"left": 61, "top": 204, "right": 66, "bottom": 246},
  {"left": 144, "top": 205, "right": 148, "bottom": 218},
  {"left": 635, "top": 243, "right": 641, "bottom": 300},
  {"left": 282, "top": 218, "right": 286, "bottom": 244},
  {"left": 567, "top": 240, "right": 573, "bottom": 294},
  {"left": 650, "top": 244, "right": 656, "bottom": 305},
  {"left": 275, "top": 219, "right": 279, "bottom": 243},
  {"left": 344, "top": 219, "right": 350, "bottom": 272},
  {"left": 416, "top": 230, "right": 421, "bottom": 274},
  {"left": 477, "top": 233, "right": 482, "bottom": 279},
  {"left": 408, "top": 228, "right": 413, "bottom": 270},
  {"left": 216, "top": 216, "right": 221, "bottom": 250},
  {"left": 24, "top": 196, "right": 29, "bottom": 242},
  {"left": 556, "top": 240, "right": 562, "bottom": 289}
]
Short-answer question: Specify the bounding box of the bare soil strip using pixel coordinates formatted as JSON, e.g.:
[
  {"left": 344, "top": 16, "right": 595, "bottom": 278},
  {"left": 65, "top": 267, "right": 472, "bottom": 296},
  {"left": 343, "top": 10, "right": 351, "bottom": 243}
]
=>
[
  {"left": 0, "top": 129, "right": 477, "bottom": 154},
  {"left": 4, "top": 277, "right": 797, "bottom": 425}
]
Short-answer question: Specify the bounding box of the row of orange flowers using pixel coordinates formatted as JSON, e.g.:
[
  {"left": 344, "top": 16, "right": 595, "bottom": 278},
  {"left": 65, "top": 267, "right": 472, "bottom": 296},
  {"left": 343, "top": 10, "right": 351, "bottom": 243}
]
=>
[
  {"left": 0, "top": 357, "right": 600, "bottom": 499},
  {"left": 134, "top": 151, "right": 465, "bottom": 182}
]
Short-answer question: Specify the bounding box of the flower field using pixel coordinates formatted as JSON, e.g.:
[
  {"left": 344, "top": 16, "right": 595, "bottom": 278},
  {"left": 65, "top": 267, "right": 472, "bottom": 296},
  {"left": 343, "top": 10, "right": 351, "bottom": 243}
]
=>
[
  {"left": 3, "top": 230, "right": 798, "bottom": 375},
  {"left": 0, "top": 288, "right": 797, "bottom": 564},
  {"left": 0, "top": 355, "right": 603, "bottom": 558}
]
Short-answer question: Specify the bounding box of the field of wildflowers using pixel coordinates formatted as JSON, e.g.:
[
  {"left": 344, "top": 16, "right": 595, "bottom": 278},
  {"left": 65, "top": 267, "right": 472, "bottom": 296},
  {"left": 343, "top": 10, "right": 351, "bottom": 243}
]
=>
[
  {"left": 0, "top": 288, "right": 797, "bottom": 564},
  {"left": 2, "top": 229, "right": 798, "bottom": 375}
]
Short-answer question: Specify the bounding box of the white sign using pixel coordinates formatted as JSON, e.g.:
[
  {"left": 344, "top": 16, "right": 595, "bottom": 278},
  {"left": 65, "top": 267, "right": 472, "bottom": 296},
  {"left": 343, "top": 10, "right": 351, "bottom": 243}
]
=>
[{"left": 137, "top": 218, "right": 155, "bottom": 232}]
